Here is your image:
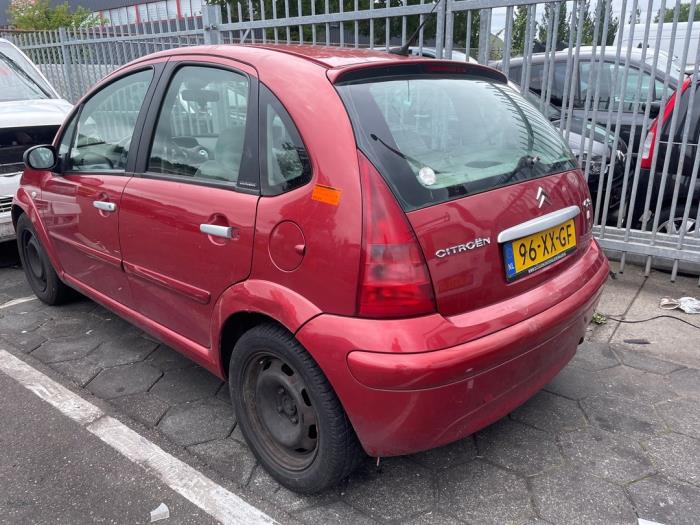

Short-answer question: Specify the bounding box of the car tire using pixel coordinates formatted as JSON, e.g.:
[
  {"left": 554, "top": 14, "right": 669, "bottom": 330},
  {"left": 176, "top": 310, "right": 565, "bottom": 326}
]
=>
[
  {"left": 16, "top": 213, "right": 73, "bottom": 305},
  {"left": 229, "top": 323, "right": 364, "bottom": 493}
]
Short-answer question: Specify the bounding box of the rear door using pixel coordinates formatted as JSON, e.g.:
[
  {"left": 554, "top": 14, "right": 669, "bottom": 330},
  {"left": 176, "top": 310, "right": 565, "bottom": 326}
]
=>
[
  {"left": 40, "top": 66, "right": 160, "bottom": 306},
  {"left": 336, "top": 65, "right": 590, "bottom": 318},
  {"left": 119, "top": 59, "right": 259, "bottom": 348}
]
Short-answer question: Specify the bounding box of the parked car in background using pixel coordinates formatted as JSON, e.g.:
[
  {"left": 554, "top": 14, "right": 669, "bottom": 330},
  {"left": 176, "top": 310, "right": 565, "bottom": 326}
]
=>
[
  {"left": 382, "top": 46, "right": 477, "bottom": 62},
  {"left": 616, "top": 21, "right": 700, "bottom": 73},
  {"left": 0, "top": 38, "right": 72, "bottom": 243},
  {"left": 517, "top": 86, "right": 628, "bottom": 224},
  {"left": 13, "top": 45, "right": 608, "bottom": 493},
  {"left": 499, "top": 48, "right": 682, "bottom": 154},
  {"left": 635, "top": 75, "right": 700, "bottom": 234}
]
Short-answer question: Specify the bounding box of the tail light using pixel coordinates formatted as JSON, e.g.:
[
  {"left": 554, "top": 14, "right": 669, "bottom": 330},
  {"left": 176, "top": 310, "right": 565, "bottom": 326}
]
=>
[
  {"left": 356, "top": 151, "right": 435, "bottom": 318},
  {"left": 640, "top": 121, "right": 657, "bottom": 170}
]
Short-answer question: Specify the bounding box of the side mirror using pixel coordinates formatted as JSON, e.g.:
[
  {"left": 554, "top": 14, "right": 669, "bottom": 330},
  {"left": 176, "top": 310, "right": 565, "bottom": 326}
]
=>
[{"left": 24, "top": 145, "right": 58, "bottom": 171}]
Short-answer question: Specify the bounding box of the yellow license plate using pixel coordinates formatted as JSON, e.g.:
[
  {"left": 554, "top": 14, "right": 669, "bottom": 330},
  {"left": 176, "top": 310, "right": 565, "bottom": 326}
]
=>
[{"left": 503, "top": 219, "right": 577, "bottom": 281}]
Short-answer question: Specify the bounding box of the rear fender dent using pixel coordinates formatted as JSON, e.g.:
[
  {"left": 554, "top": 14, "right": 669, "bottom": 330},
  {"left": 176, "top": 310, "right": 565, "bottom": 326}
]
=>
[{"left": 211, "top": 280, "right": 322, "bottom": 375}]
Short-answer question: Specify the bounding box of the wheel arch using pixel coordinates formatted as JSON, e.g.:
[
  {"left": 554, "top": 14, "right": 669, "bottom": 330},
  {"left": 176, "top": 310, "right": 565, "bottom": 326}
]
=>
[
  {"left": 11, "top": 192, "right": 64, "bottom": 276},
  {"left": 212, "top": 279, "right": 322, "bottom": 377}
]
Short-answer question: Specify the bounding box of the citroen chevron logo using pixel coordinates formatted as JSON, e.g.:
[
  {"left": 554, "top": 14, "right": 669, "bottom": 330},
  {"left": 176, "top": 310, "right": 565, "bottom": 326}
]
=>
[{"left": 536, "top": 187, "right": 550, "bottom": 208}]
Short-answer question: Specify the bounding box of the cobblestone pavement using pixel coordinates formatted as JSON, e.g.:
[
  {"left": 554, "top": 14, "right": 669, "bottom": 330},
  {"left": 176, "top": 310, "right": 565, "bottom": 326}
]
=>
[{"left": 1, "top": 246, "right": 699, "bottom": 525}]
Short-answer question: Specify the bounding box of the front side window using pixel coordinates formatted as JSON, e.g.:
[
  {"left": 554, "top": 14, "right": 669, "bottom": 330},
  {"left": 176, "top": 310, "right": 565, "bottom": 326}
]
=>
[
  {"left": 147, "top": 66, "right": 250, "bottom": 186},
  {"left": 337, "top": 72, "right": 575, "bottom": 210},
  {"left": 68, "top": 69, "right": 153, "bottom": 172}
]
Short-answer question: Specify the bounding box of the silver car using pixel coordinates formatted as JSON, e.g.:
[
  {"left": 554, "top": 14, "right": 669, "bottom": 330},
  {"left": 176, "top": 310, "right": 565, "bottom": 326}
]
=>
[{"left": 0, "top": 38, "right": 72, "bottom": 242}]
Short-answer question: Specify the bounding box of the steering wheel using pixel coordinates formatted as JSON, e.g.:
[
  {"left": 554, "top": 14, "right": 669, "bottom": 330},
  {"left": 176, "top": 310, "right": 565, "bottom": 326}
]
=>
[{"left": 76, "top": 151, "right": 114, "bottom": 170}]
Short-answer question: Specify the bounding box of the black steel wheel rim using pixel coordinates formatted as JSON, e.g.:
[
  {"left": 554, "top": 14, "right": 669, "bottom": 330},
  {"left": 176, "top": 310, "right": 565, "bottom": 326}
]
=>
[
  {"left": 22, "top": 230, "right": 47, "bottom": 292},
  {"left": 242, "top": 352, "right": 319, "bottom": 471}
]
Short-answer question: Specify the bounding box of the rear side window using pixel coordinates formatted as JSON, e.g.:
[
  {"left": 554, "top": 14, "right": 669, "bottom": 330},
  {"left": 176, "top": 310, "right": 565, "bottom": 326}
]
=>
[
  {"left": 259, "top": 85, "right": 311, "bottom": 196},
  {"left": 337, "top": 73, "right": 575, "bottom": 210}
]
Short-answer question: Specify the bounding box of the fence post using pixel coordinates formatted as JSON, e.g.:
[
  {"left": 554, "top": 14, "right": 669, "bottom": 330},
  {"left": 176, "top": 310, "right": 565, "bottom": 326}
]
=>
[
  {"left": 57, "top": 27, "right": 75, "bottom": 102},
  {"left": 477, "top": 9, "right": 489, "bottom": 64},
  {"left": 202, "top": 5, "right": 223, "bottom": 45},
  {"left": 435, "top": 0, "right": 447, "bottom": 58}
]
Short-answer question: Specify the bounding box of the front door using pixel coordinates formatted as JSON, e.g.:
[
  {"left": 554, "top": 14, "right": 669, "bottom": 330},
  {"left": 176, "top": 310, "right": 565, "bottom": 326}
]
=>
[
  {"left": 119, "top": 61, "right": 259, "bottom": 347},
  {"left": 41, "top": 68, "right": 158, "bottom": 306}
]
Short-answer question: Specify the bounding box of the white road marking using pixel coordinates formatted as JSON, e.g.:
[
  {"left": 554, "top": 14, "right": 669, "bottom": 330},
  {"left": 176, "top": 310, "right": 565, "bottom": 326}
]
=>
[
  {"left": 0, "top": 296, "right": 37, "bottom": 310},
  {"left": 0, "top": 350, "right": 277, "bottom": 525}
]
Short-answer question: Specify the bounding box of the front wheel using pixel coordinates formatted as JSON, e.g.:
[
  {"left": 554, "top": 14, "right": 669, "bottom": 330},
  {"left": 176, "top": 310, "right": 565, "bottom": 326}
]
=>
[
  {"left": 229, "top": 323, "right": 363, "bottom": 493},
  {"left": 16, "top": 213, "right": 73, "bottom": 305}
]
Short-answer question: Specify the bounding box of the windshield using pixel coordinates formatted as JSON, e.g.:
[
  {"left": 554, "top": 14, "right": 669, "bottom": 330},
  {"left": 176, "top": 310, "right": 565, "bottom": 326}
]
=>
[
  {"left": 0, "top": 50, "right": 50, "bottom": 102},
  {"left": 337, "top": 75, "right": 576, "bottom": 210}
]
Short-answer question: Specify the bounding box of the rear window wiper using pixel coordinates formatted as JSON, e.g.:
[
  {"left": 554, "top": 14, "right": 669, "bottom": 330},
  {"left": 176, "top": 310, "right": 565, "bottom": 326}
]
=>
[{"left": 370, "top": 133, "right": 440, "bottom": 174}]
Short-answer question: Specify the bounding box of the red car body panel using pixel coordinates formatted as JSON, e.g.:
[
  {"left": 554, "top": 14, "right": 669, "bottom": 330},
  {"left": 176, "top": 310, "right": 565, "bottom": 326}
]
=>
[
  {"left": 119, "top": 177, "right": 259, "bottom": 347},
  {"left": 408, "top": 170, "right": 590, "bottom": 317},
  {"left": 298, "top": 240, "right": 607, "bottom": 455},
  {"left": 13, "top": 45, "right": 609, "bottom": 458},
  {"left": 41, "top": 173, "right": 133, "bottom": 307}
]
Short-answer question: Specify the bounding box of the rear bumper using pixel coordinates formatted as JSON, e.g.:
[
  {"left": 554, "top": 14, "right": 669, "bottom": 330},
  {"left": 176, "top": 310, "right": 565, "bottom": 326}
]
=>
[{"left": 297, "top": 240, "right": 609, "bottom": 456}]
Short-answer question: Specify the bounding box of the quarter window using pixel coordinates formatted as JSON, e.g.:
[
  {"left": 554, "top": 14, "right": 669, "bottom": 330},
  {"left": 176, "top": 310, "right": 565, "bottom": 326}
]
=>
[
  {"left": 260, "top": 85, "right": 311, "bottom": 195},
  {"left": 147, "top": 66, "right": 251, "bottom": 186},
  {"left": 68, "top": 69, "right": 152, "bottom": 172}
]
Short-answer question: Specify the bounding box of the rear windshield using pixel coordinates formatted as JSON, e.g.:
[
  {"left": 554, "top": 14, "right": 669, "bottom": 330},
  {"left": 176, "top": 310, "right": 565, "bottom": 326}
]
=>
[{"left": 337, "top": 73, "right": 577, "bottom": 210}]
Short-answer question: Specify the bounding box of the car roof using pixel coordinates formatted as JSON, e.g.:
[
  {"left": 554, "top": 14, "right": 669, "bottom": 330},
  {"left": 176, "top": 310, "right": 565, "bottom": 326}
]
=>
[
  {"left": 121, "top": 43, "right": 505, "bottom": 87},
  {"left": 137, "top": 44, "right": 414, "bottom": 71}
]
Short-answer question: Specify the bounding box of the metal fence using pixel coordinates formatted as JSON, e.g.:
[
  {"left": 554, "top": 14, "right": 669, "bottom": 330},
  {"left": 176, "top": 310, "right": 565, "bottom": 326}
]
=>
[{"left": 3, "top": 0, "right": 700, "bottom": 282}]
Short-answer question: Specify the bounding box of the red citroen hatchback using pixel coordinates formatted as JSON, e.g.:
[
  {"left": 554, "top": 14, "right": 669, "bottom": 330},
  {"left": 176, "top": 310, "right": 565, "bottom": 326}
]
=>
[{"left": 14, "top": 45, "right": 608, "bottom": 493}]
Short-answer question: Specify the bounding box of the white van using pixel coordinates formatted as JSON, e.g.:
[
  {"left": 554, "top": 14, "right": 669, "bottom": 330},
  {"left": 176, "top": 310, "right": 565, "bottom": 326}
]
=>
[
  {"left": 0, "top": 38, "right": 72, "bottom": 243},
  {"left": 615, "top": 21, "right": 699, "bottom": 73}
]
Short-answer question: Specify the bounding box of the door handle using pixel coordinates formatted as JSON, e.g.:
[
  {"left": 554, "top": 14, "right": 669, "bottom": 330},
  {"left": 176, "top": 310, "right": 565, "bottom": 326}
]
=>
[
  {"left": 93, "top": 201, "right": 116, "bottom": 212},
  {"left": 200, "top": 224, "right": 234, "bottom": 239}
]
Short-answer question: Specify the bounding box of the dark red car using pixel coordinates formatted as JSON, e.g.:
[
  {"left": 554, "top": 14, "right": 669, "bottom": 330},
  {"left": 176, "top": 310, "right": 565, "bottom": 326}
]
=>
[{"left": 13, "top": 45, "right": 608, "bottom": 493}]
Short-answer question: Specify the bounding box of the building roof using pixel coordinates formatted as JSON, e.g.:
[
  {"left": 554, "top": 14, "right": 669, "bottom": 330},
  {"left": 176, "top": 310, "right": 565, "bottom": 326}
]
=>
[{"left": 1, "top": 0, "right": 143, "bottom": 26}]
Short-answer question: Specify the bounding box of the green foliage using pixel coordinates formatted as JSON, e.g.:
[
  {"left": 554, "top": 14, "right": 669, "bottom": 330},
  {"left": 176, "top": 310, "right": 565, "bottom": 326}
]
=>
[
  {"left": 578, "top": 0, "right": 618, "bottom": 46},
  {"left": 8, "top": 0, "right": 102, "bottom": 30},
  {"left": 511, "top": 5, "right": 529, "bottom": 55},
  {"left": 655, "top": 2, "right": 700, "bottom": 23},
  {"left": 538, "top": 2, "right": 569, "bottom": 49}
]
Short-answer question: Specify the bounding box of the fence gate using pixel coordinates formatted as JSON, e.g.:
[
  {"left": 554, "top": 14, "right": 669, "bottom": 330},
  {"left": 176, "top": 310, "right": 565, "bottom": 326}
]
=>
[{"left": 3, "top": 0, "right": 699, "bottom": 283}]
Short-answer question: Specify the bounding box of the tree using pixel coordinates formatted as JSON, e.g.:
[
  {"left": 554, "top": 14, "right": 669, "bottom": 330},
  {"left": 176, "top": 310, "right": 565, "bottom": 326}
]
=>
[
  {"left": 511, "top": 5, "right": 529, "bottom": 55},
  {"left": 8, "top": 0, "right": 102, "bottom": 30},
  {"left": 580, "top": 0, "right": 618, "bottom": 46},
  {"left": 628, "top": 7, "right": 640, "bottom": 24},
  {"left": 537, "top": 2, "right": 569, "bottom": 50},
  {"left": 655, "top": 2, "right": 700, "bottom": 23}
]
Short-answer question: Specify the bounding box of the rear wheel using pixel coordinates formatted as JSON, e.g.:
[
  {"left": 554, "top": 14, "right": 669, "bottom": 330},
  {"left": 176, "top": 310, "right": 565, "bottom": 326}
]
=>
[
  {"left": 229, "top": 323, "right": 363, "bottom": 493},
  {"left": 16, "top": 214, "right": 73, "bottom": 305}
]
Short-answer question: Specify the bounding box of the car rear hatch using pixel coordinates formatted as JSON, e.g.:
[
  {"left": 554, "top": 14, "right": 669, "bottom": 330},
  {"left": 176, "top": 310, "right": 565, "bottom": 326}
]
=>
[{"left": 335, "top": 62, "right": 592, "bottom": 318}]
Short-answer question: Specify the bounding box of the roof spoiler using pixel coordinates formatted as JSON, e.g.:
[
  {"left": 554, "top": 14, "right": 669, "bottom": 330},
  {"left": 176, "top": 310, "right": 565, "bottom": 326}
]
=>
[{"left": 329, "top": 60, "right": 508, "bottom": 84}]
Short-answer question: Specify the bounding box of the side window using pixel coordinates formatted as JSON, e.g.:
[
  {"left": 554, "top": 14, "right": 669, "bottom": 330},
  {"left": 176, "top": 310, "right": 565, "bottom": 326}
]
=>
[
  {"left": 147, "top": 66, "right": 250, "bottom": 185},
  {"left": 654, "top": 77, "right": 675, "bottom": 102},
  {"left": 507, "top": 66, "right": 522, "bottom": 84},
  {"left": 58, "top": 117, "right": 77, "bottom": 158},
  {"left": 259, "top": 85, "right": 311, "bottom": 196},
  {"left": 68, "top": 69, "right": 153, "bottom": 172},
  {"left": 523, "top": 64, "right": 545, "bottom": 94}
]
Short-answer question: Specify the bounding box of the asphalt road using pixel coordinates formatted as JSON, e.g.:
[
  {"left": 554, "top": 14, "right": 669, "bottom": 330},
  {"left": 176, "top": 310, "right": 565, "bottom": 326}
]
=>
[{"left": 0, "top": 369, "right": 219, "bottom": 525}]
